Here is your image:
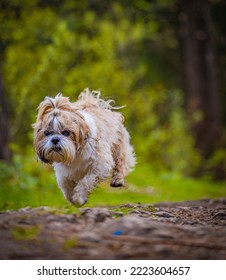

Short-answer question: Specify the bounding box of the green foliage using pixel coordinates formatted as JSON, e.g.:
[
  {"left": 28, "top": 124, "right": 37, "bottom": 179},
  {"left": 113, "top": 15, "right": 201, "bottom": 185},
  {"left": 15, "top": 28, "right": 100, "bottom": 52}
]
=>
[
  {"left": 129, "top": 85, "right": 202, "bottom": 175},
  {"left": 0, "top": 148, "right": 64, "bottom": 210}
]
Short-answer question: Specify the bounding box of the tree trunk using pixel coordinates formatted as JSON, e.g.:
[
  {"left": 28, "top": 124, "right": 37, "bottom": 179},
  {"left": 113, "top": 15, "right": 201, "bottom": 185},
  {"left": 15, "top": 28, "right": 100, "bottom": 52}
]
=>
[
  {"left": 0, "top": 70, "right": 11, "bottom": 161},
  {"left": 179, "top": 0, "right": 224, "bottom": 177}
]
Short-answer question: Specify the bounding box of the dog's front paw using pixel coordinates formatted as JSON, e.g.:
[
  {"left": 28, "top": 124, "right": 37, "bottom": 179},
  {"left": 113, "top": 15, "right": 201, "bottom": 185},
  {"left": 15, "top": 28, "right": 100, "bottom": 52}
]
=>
[
  {"left": 71, "top": 193, "right": 88, "bottom": 207},
  {"left": 110, "top": 177, "right": 125, "bottom": 188}
]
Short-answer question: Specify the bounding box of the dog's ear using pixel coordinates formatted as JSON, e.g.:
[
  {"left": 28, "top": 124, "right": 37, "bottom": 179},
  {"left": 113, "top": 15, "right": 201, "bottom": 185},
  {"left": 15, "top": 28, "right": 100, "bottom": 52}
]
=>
[
  {"left": 71, "top": 113, "right": 90, "bottom": 151},
  {"left": 36, "top": 94, "right": 71, "bottom": 122}
]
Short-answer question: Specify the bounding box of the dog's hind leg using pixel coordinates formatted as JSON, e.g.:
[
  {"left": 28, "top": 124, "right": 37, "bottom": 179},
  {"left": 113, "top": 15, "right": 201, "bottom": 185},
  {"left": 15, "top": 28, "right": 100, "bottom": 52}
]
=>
[{"left": 110, "top": 126, "right": 135, "bottom": 188}]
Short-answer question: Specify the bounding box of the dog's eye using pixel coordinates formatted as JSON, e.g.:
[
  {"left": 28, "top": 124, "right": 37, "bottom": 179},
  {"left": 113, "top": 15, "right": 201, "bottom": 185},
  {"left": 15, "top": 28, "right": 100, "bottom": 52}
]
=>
[
  {"left": 61, "top": 130, "right": 71, "bottom": 136},
  {"left": 44, "top": 130, "right": 51, "bottom": 136}
]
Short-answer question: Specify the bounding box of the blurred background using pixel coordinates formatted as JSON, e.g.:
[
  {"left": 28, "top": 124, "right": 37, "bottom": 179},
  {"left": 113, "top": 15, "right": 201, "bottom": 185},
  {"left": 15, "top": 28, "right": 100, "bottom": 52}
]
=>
[{"left": 0, "top": 0, "right": 226, "bottom": 210}]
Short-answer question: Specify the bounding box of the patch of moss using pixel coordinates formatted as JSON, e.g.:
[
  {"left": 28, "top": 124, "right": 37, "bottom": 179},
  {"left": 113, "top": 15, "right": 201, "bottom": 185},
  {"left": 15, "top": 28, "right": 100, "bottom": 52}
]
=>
[
  {"left": 12, "top": 225, "right": 41, "bottom": 241},
  {"left": 141, "top": 205, "right": 157, "bottom": 213},
  {"left": 63, "top": 236, "right": 77, "bottom": 250},
  {"left": 33, "top": 205, "right": 81, "bottom": 216},
  {"left": 111, "top": 206, "right": 134, "bottom": 217},
  {"left": 60, "top": 205, "right": 81, "bottom": 215}
]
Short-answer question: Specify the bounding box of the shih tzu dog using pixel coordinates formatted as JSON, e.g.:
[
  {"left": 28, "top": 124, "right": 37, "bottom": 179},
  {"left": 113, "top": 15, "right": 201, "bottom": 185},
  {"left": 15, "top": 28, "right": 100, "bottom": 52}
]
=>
[{"left": 33, "top": 89, "right": 135, "bottom": 206}]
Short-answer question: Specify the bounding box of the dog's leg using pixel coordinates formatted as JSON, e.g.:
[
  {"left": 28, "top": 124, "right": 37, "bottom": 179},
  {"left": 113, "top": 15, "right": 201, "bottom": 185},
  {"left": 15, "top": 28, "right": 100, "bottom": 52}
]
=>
[
  {"left": 56, "top": 177, "right": 75, "bottom": 204},
  {"left": 111, "top": 126, "right": 135, "bottom": 188},
  {"left": 71, "top": 174, "right": 98, "bottom": 207}
]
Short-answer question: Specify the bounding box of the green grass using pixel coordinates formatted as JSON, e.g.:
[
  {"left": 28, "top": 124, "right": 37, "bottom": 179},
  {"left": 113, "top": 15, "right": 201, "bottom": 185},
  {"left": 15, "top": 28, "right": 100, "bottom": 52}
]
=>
[
  {"left": 0, "top": 159, "right": 226, "bottom": 211},
  {"left": 88, "top": 164, "right": 226, "bottom": 207}
]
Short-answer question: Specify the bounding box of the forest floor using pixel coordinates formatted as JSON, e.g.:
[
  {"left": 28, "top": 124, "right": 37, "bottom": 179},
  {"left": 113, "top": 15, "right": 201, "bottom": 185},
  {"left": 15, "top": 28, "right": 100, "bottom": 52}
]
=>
[{"left": 0, "top": 198, "right": 226, "bottom": 259}]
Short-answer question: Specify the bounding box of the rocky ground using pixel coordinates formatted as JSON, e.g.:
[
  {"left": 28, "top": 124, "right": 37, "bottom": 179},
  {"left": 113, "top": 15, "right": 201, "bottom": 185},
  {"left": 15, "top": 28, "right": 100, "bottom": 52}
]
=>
[{"left": 0, "top": 198, "right": 226, "bottom": 259}]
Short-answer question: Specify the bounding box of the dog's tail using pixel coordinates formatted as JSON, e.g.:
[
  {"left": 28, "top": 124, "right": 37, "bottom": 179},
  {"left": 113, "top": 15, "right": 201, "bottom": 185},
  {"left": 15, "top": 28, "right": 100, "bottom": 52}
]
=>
[{"left": 77, "top": 88, "right": 125, "bottom": 110}]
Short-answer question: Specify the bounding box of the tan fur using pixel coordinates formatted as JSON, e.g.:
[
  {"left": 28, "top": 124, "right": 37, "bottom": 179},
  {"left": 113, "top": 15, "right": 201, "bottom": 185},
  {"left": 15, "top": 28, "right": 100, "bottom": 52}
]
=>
[{"left": 33, "top": 89, "right": 135, "bottom": 206}]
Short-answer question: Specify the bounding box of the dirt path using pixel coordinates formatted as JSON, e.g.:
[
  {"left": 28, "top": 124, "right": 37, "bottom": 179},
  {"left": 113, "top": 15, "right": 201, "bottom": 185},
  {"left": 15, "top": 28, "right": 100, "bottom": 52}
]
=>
[{"left": 0, "top": 199, "right": 226, "bottom": 259}]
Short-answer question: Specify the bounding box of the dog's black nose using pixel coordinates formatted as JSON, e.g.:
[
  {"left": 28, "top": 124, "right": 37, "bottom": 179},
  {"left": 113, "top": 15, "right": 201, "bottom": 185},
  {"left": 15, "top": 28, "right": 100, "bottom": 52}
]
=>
[{"left": 51, "top": 136, "right": 60, "bottom": 145}]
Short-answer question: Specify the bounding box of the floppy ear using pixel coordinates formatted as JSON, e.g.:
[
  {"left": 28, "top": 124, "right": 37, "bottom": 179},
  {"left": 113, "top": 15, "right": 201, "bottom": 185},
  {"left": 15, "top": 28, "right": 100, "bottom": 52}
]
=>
[{"left": 70, "top": 113, "right": 90, "bottom": 151}]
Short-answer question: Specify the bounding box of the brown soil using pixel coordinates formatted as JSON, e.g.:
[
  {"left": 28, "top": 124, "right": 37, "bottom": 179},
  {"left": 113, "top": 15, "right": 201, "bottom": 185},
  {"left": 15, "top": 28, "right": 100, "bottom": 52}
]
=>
[{"left": 0, "top": 198, "right": 226, "bottom": 259}]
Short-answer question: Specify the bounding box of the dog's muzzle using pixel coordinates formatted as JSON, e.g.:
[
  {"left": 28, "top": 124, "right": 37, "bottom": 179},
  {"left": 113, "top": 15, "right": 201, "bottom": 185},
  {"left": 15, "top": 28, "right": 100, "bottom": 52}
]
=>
[{"left": 50, "top": 136, "right": 62, "bottom": 152}]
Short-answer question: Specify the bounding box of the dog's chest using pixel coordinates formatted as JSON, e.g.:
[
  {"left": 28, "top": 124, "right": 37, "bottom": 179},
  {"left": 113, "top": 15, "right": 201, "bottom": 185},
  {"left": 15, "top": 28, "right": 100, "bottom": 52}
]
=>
[{"left": 53, "top": 153, "right": 93, "bottom": 181}]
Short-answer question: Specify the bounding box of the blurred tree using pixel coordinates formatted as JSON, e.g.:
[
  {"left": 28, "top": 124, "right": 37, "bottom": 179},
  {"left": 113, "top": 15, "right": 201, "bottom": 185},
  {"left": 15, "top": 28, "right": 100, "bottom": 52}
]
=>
[
  {"left": 0, "top": 0, "right": 39, "bottom": 158},
  {"left": 179, "top": 0, "right": 224, "bottom": 178},
  {"left": 0, "top": 0, "right": 18, "bottom": 161},
  {"left": 0, "top": 70, "right": 10, "bottom": 161}
]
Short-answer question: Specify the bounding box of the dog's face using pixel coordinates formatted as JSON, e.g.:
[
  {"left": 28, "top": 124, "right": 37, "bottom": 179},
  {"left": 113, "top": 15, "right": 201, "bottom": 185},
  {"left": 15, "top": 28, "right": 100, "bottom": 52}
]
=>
[{"left": 33, "top": 94, "right": 89, "bottom": 164}]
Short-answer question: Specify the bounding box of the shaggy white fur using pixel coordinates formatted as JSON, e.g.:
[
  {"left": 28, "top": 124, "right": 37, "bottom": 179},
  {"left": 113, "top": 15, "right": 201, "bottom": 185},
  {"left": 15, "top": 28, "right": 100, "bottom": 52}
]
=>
[{"left": 33, "top": 89, "right": 136, "bottom": 206}]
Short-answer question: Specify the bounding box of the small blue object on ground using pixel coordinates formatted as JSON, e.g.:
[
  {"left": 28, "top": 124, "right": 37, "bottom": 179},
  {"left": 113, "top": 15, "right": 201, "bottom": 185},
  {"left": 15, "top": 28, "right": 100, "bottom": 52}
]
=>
[{"left": 113, "top": 230, "right": 123, "bottom": 236}]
